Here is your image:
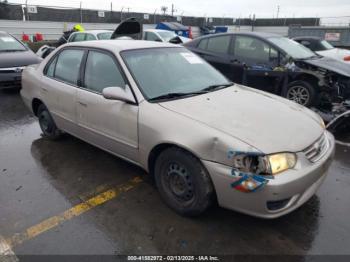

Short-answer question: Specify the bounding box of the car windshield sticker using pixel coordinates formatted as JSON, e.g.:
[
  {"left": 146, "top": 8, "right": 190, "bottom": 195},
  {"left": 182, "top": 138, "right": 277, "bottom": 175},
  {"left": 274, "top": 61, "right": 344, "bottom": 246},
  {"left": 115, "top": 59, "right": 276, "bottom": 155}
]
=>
[
  {"left": 181, "top": 53, "right": 203, "bottom": 64},
  {"left": 1, "top": 37, "right": 16, "bottom": 42},
  {"left": 227, "top": 150, "right": 274, "bottom": 193}
]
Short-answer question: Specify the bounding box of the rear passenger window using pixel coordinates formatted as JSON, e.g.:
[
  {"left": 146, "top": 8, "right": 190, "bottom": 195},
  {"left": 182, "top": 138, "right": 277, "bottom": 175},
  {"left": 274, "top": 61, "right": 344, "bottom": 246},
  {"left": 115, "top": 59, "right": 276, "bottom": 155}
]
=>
[
  {"left": 84, "top": 51, "right": 126, "bottom": 93},
  {"left": 54, "top": 49, "right": 84, "bottom": 85},
  {"left": 207, "top": 35, "right": 231, "bottom": 54}
]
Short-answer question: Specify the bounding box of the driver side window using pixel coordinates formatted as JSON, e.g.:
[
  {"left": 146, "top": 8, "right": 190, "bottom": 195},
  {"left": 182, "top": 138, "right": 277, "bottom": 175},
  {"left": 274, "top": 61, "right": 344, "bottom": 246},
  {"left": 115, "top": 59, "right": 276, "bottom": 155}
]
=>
[
  {"left": 83, "top": 51, "right": 126, "bottom": 93},
  {"left": 234, "top": 36, "right": 279, "bottom": 65}
]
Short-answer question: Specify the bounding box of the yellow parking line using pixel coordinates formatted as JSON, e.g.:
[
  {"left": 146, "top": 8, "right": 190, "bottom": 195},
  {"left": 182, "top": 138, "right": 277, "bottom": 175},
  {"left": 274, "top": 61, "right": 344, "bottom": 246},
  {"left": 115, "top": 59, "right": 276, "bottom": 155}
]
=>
[{"left": 5, "top": 176, "right": 143, "bottom": 248}]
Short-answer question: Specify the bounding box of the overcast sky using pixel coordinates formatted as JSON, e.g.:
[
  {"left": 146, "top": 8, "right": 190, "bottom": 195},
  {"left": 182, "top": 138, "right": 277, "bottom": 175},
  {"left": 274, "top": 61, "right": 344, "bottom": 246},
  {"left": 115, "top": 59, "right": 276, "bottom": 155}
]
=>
[{"left": 9, "top": 0, "right": 350, "bottom": 19}]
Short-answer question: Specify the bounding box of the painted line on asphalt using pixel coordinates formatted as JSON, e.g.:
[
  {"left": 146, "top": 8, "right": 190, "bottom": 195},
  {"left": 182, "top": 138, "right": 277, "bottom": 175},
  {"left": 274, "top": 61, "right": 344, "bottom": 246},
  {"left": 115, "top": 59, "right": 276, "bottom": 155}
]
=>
[
  {"left": 0, "top": 235, "right": 18, "bottom": 262},
  {"left": 5, "top": 176, "right": 143, "bottom": 249}
]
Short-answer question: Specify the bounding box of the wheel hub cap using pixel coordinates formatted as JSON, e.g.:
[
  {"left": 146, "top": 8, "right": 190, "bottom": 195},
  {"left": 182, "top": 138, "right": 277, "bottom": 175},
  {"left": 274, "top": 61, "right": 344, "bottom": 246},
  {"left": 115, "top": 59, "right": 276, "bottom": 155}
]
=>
[
  {"left": 287, "top": 86, "right": 310, "bottom": 105},
  {"left": 167, "top": 163, "right": 194, "bottom": 201}
]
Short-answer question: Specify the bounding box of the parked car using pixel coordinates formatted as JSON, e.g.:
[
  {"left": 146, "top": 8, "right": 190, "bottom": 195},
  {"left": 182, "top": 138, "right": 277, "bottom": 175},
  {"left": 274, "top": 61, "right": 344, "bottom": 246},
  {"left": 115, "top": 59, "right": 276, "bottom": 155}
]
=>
[
  {"left": 21, "top": 40, "right": 335, "bottom": 218},
  {"left": 143, "top": 29, "right": 190, "bottom": 44},
  {"left": 0, "top": 31, "right": 41, "bottom": 90},
  {"left": 67, "top": 30, "right": 113, "bottom": 43},
  {"left": 156, "top": 22, "right": 190, "bottom": 38},
  {"left": 293, "top": 36, "right": 350, "bottom": 64},
  {"left": 184, "top": 32, "right": 350, "bottom": 110},
  {"left": 36, "top": 18, "right": 142, "bottom": 59}
]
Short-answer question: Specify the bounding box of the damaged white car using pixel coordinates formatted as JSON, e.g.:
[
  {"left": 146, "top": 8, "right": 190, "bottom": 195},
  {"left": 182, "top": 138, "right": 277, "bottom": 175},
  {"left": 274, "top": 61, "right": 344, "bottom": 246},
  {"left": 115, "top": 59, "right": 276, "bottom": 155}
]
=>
[{"left": 21, "top": 40, "right": 335, "bottom": 218}]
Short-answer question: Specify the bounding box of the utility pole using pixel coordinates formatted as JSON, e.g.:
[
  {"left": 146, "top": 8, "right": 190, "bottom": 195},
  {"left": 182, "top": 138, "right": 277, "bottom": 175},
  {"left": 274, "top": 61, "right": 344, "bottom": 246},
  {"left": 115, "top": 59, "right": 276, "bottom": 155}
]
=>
[
  {"left": 171, "top": 4, "right": 177, "bottom": 17},
  {"left": 120, "top": 7, "right": 124, "bottom": 21},
  {"left": 153, "top": 8, "right": 157, "bottom": 24},
  {"left": 110, "top": 2, "right": 113, "bottom": 22},
  {"left": 80, "top": 1, "right": 82, "bottom": 23},
  {"left": 252, "top": 14, "right": 256, "bottom": 31},
  {"left": 25, "top": 0, "right": 29, "bottom": 21},
  {"left": 276, "top": 5, "right": 280, "bottom": 19}
]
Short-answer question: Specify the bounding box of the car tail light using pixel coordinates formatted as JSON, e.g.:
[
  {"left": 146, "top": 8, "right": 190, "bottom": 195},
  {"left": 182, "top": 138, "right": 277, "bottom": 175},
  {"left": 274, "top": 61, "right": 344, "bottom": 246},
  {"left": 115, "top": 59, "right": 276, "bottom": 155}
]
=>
[{"left": 344, "top": 56, "right": 350, "bottom": 61}]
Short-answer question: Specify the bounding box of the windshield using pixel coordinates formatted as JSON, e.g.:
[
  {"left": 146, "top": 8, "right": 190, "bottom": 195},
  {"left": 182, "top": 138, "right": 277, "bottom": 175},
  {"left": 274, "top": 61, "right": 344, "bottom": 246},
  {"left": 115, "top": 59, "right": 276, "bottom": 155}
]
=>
[
  {"left": 0, "top": 34, "right": 26, "bottom": 52},
  {"left": 269, "top": 37, "right": 316, "bottom": 59},
  {"left": 97, "top": 32, "right": 112, "bottom": 40},
  {"left": 319, "top": 40, "right": 334, "bottom": 50},
  {"left": 121, "top": 48, "right": 229, "bottom": 100},
  {"left": 157, "top": 31, "right": 177, "bottom": 42}
]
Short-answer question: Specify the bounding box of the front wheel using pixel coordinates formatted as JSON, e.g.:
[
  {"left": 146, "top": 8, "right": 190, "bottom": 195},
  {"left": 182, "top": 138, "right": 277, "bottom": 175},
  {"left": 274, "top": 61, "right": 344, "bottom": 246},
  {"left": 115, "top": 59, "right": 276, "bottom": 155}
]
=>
[
  {"left": 283, "top": 80, "right": 316, "bottom": 107},
  {"left": 37, "top": 104, "right": 62, "bottom": 140},
  {"left": 154, "top": 147, "right": 214, "bottom": 216}
]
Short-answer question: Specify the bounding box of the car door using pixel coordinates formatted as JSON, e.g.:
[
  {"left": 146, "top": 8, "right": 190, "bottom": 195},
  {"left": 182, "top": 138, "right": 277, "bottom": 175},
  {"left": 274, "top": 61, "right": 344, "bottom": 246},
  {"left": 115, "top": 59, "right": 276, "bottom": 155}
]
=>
[
  {"left": 193, "top": 35, "right": 235, "bottom": 81},
  {"left": 76, "top": 49, "right": 139, "bottom": 162},
  {"left": 232, "top": 35, "right": 285, "bottom": 93},
  {"left": 41, "top": 48, "right": 85, "bottom": 134}
]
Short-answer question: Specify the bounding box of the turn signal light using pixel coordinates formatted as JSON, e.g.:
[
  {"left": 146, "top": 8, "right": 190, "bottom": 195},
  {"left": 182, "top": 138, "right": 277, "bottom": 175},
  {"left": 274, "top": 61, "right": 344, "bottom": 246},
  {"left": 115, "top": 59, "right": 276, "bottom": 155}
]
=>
[{"left": 344, "top": 56, "right": 350, "bottom": 61}]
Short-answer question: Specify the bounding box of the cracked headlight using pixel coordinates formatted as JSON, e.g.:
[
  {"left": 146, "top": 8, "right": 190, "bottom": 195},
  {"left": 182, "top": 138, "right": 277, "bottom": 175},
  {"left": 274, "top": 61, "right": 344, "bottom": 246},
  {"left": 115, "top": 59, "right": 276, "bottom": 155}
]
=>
[{"left": 229, "top": 151, "right": 296, "bottom": 176}]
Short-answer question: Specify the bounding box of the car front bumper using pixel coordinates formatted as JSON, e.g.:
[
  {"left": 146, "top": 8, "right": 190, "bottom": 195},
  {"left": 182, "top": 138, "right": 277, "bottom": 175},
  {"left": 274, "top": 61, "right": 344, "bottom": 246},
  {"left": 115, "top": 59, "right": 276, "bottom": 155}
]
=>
[
  {"left": 203, "top": 131, "right": 335, "bottom": 219},
  {"left": 0, "top": 68, "right": 24, "bottom": 89}
]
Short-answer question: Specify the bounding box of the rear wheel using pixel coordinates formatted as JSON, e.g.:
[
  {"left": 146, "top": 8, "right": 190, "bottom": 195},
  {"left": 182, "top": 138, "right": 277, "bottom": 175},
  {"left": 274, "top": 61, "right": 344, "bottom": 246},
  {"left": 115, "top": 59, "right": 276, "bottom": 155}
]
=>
[
  {"left": 283, "top": 80, "right": 316, "bottom": 107},
  {"left": 154, "top": 147, "right": 214, "bottom": 216},
  {"left": 37, "top": 104, "right": 62, "bottom": 140}
]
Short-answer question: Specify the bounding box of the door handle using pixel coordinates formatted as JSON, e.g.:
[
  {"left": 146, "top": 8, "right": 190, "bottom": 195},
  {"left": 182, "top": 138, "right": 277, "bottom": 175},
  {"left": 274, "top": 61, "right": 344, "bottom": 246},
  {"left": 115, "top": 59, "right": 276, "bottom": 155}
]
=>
[
  {"left": 41, "top": 87, "right": 48, "bottom": 92},
  {"left": 78, "top": 101, "right": 87, "bottom": 107}
]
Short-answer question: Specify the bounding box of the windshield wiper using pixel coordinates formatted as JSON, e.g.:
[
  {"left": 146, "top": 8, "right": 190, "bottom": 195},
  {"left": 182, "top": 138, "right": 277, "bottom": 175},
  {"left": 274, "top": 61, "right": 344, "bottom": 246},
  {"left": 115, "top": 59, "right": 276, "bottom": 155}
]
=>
[
  {"left": 0, "top": 49, "right": 25, "bottom": 52},
  {"left": 148, "top": 82, "right": 234, "bottom": 102},
  {"left": 148, "top": 92, "right": 197, "bottom": 102},
  {"left": 199, "top": 82, "right": 234, "bottom": 92}
]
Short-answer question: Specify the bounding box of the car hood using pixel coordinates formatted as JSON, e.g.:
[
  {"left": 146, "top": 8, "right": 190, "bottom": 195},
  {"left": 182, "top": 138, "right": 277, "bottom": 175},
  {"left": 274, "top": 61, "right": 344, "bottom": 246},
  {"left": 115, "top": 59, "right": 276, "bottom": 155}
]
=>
[
  {"left": 159, "top": 85, "right": 324, "bottom": 154},
  {"left": 0, "top": 50, "right": 40, "bottom": 68},
  {"left": 111, "top": 17, "right": 142, "bottom": 40},
  {"left": 302, "top": 56, "right": 350, "bottom": 77},
  {"left": 316, "top": 48, "right": 350, "bottom": 63}
]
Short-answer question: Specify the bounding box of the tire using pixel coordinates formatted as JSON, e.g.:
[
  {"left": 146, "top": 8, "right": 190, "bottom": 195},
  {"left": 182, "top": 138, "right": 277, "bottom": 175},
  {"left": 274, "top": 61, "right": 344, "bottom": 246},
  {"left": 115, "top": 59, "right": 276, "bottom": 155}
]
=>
[
  {"left": 154, "top": 147, "right": 214, "bottom": 216},
  {"left": 37, "top": 104, "right": 62, "bottom": 140},
  {"left": 283, "top": 80, "right": 316, "bottom": 107}
]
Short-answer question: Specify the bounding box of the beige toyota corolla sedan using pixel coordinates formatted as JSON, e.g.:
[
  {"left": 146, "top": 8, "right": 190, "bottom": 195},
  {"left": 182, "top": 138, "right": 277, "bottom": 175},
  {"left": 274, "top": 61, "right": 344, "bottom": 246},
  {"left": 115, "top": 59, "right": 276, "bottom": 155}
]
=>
[{"left": 21, "top": 40, "right": 335, "bottom": 218}]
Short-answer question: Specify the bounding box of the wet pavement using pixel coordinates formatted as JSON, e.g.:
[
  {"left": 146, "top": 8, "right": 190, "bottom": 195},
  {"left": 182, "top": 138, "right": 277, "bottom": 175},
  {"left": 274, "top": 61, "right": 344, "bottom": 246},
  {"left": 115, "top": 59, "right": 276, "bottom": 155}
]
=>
[{"left": 0, "top": 90, "right": 350, "bottom": 256}]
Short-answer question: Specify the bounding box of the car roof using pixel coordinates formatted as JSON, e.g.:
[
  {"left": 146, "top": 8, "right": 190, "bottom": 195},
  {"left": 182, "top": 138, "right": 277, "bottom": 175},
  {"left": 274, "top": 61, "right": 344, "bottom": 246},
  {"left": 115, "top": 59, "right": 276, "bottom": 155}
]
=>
[
  {"left": 191, "top": 31, "right": 282, "bottom": 43},
  {"left": 144, "top": 29, "right": 175, "bottom": 33},
  {"left": 293, "top": 36, "right": 322, "bottom": 41},
  {"left": 65, "top": 39, "right": 180, "bottom": 52},
  {"left": 72, "top": 30, "right": 112, "bottom": 35}
]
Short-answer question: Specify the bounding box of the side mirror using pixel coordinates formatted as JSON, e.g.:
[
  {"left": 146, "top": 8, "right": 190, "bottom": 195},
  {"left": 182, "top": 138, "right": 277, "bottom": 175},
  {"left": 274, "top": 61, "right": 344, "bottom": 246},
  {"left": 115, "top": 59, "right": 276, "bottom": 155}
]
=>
[{"left": 102, "top": 86, "right": 136, "bottom": 104}]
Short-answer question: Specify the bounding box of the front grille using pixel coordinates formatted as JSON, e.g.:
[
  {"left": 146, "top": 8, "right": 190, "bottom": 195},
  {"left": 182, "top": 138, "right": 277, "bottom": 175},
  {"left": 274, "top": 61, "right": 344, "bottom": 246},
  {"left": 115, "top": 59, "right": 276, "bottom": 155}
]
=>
[
  {"left": 303, "top": 133, "right": 328, "bottom": 163},
  {"left": 0, "top": 67, "right": 24, "bottom": 74}
]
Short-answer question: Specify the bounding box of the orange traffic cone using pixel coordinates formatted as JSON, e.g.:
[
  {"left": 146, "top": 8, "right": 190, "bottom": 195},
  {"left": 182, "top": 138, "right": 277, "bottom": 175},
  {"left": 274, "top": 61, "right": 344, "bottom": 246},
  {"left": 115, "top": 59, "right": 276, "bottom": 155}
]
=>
[{"left": 188, "top": 26, "right": 193, "bottom": 39}]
